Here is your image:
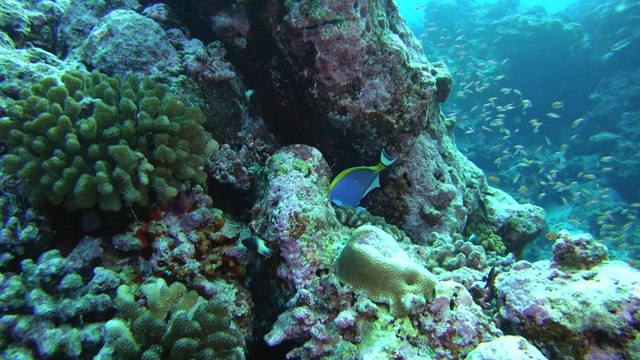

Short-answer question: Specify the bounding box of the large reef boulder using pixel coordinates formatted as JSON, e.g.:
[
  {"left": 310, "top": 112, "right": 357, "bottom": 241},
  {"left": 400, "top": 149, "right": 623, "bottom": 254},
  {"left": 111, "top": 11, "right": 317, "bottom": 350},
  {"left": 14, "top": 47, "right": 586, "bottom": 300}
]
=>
[
  {"left": 78, "top": 10, "right": 181, "bottom": 77},
  {"left": 197, "top": 0, "right": 450, "bottom": 161},
  {"left": 380, "top": 132, "right": 484, "bottom": 243},
  {"left": 249, "top": 144, "right": 341, "bottom": 293},
  {"left": 269, "top": 0, "right": 447, "bottom": 155},
  {"left": 496, "top": 232, "right": 640, "bottom": 359},
  {"left": 466, "top": 336, "right": 546, "bottom": 360}
]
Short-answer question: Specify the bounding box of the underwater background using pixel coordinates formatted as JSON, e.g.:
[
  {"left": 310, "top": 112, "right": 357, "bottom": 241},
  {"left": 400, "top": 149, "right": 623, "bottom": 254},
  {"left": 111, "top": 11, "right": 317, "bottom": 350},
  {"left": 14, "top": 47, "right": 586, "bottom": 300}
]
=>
[
  {"left": 402, "top": 0, "right": 640, "bottom": 265},
  {"left": 0, "top": 0, "right": 639, "bottom": 359}
]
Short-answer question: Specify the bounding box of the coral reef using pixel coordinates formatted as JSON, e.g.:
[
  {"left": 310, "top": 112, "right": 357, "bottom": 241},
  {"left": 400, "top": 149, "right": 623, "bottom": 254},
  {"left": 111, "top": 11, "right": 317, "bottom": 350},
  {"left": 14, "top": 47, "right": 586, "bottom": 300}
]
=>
[
  {"left": 57, "top": 0, "right": 141, "bottom": 55},
  {"left": 413, "top": 281, "right": 503, "bottom": 358},
  {"left": 497, "top": 232, "right": 640, "bottom": 359},
  {"left": 99, "top": 278, "right": 245, "bottom": 360},
  {"left": 336, "top": 224, "right": 438, "bottom": 316},
  {"left": 3, "top": 0, "right": 619, "bottom": 359},
  {"left": 78, "top": 10, "right": 181, "bottom": 77},
  {"left": 466, "top": 335, "right": 546, "bottom": 360},
  {"left": 390, "top": 133, "right": 482, "bottom": 243},
  {"left": 551, "top": 230, "right": 608, "bottom": 269},
  {"left": 0, "top": 71, "right": 218, "bottom": 211},
  {"left": 249, "top": 145, "right": 340, "bottom": 292},
  {"left": 0, "top": 0, "right": 68, "bottom": 51},
  {"left": 270, "top": 0, "right": 444, "bottom": 155},
  {"left": 483, "top": 189, "right": 546, "bottom": 255},
  {"left": 464, "top": 217, "right": 506, "bottom": 254},
  {"left": 0, "top": 176, "right": 51, "bottom": 270},
  {"left": 0, "top": 237, "right": 119, "bottom": 358}
]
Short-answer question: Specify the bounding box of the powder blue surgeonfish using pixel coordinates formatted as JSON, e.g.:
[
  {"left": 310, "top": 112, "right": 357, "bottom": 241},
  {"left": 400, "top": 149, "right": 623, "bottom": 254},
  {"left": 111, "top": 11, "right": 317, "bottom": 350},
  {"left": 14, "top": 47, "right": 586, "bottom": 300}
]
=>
[{"left": 330, "top": 149, "right": 399, "bottom": 209}]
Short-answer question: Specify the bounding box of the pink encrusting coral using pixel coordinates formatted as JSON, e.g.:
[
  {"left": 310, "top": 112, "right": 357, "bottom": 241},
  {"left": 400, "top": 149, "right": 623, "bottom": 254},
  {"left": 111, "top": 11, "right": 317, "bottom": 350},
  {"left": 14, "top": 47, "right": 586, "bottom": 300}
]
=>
[
  {"left": 249, "top": 145, "right": 339, "bottom": 290},
  {"left": 496, "top": 231, "right": 640, "bottom": 359}
]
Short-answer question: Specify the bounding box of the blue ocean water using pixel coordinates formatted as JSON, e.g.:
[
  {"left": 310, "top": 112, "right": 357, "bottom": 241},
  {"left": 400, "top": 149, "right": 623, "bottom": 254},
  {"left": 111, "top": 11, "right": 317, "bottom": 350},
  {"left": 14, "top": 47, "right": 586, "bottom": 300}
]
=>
[{"left": 400, "top": 0, "right": 640, "bottom": 263}]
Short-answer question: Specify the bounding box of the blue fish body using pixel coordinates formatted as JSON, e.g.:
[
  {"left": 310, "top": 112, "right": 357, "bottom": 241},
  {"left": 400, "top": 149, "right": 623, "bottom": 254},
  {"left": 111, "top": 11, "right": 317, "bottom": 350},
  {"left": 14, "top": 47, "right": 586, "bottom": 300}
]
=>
[{"left": 329, "top": 149, "right": 398, "bottom": 208}]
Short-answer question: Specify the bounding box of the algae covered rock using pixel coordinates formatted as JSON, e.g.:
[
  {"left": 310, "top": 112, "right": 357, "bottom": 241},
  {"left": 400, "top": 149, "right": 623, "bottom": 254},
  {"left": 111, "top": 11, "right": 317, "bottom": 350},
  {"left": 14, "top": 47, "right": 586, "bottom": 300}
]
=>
[
  {"left": 79, "top": 9, "right": 181, "bottom": 76},
  {"left": 0, "top": 70, "right": 218, "bottom": 211}
]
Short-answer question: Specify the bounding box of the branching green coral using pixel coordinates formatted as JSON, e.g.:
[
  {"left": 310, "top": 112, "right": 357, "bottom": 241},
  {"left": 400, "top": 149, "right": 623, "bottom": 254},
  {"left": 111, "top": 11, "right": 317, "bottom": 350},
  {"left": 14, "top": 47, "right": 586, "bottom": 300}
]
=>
[
  {"left": 0, "top": 71, "right": 218, "bottom": 211},
  {"left": 106, "top": 278, "right": 244, "bottom": 360}
]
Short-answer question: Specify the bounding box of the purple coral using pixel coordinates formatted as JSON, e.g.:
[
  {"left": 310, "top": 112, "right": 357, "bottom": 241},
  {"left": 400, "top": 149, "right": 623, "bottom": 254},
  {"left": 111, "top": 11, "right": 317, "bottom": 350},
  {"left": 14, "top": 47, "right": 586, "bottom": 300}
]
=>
[
  {"left": 250, "top": 145, "right": 335, "bottom": 290},
  {"left": 496, "top": 242, "right": 640, "bottom": 359},
  {"left": 551, "top": 231, "right": 608, "bottom": 269},
  {"left": 183, "top": 40, "right": 237, "bottom": 83}
]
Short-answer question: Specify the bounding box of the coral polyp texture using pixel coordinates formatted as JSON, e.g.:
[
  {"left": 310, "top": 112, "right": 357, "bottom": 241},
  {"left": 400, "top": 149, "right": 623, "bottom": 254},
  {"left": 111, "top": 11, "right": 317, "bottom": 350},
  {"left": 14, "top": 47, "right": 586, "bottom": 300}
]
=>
[
  {"left": 100, "top": 278, "right": 245, "bottom": 360},
  {"left": 336, "top": 224, "right": 438, "bottom": 316},
  {"left": 0, "top": 70, "right": 218, "bottom": 211}
]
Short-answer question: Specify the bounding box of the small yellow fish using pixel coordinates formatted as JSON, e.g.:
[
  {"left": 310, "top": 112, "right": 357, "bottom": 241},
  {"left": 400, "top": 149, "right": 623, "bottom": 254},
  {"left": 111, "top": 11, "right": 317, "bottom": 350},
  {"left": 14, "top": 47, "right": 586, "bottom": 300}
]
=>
[
  {"left": 488, "top": 97, "right": 499, "bottom": 102},
  {"left": 519, "top": 185, "right": 530, "bottom": 194},
  {"left": 600, "top": 156, "right": 614, "bottom": 163},
  {"left": 630, "top": 203, "right": 640, "bottom": 208},
  {"left": 489, "top": 176, "right": 500, "bottom": 183},
  {"left": 583, "top": 174, "right": 597, "bottom": 180},
  {"left": 513, "top": 174, "right": 521, "bottom": 184},
  {"left": 537, "top": 192, "right": 547, "bottom": 199},
  {"left": 551, "top": 101, "right": 564, "bottom": 109},
  {"left": 601, "top": 167, "right": 613, "bottom": 172},
  {"left": 570, "top": 134, "right": 578, "bottom": 140},
  {"left": 545, "top": 136, "right": 551, "bottom": 146},
  {"left": 571, "top": 118, "right": 584, "bottom": 128},
  {"left": 500, "top": 88, "right": 512, "bottom": 94},
  {"left": 495, "top": 75, "right": 506, "bottom": 80},
  {"left": 513, "top": 89, "right": 522, "bottom": 96},
  {"left": 521, "top": 99, "right": 532, "bottom": 108},
  {"left": 546, "top": 112, "right": 561, "bottom": 119}
]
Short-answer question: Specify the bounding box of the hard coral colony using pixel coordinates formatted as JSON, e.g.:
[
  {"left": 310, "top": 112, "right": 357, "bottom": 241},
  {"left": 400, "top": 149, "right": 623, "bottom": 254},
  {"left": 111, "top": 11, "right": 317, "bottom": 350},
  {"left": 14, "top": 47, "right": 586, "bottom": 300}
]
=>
[{"left": 0, "top": 0, "right": 639, "bottom": 360}]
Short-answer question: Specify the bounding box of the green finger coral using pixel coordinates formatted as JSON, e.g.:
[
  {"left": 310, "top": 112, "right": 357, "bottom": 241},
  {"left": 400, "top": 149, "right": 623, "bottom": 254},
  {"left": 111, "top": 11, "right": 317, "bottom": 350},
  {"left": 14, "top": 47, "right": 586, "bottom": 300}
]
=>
[
  {"left": 106, "top": 278, "right": 244, "bottom": 360},
  {"left": 0, "top": 70, "right": 218, "bottom": 211},
  {"left": 464, "top": 215, "right": 507, "bottom": 254}
]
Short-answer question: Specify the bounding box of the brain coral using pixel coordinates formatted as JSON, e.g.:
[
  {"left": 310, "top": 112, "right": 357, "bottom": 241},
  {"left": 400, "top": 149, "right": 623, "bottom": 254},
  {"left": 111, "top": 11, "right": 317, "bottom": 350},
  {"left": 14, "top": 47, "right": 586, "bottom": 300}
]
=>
[
  {"left": 0, "top": 71, "right": 218, "bottom": 211},
  {"left": 336, "top": 225, "right": 438, "bottom": 316}
]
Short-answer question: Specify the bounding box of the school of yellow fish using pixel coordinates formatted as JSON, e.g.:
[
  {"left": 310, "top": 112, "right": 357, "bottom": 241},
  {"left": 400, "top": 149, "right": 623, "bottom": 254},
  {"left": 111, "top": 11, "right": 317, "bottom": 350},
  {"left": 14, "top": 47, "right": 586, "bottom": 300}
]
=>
[{"left": 419, "top": 21, "right": 638, "bottom": 255}]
